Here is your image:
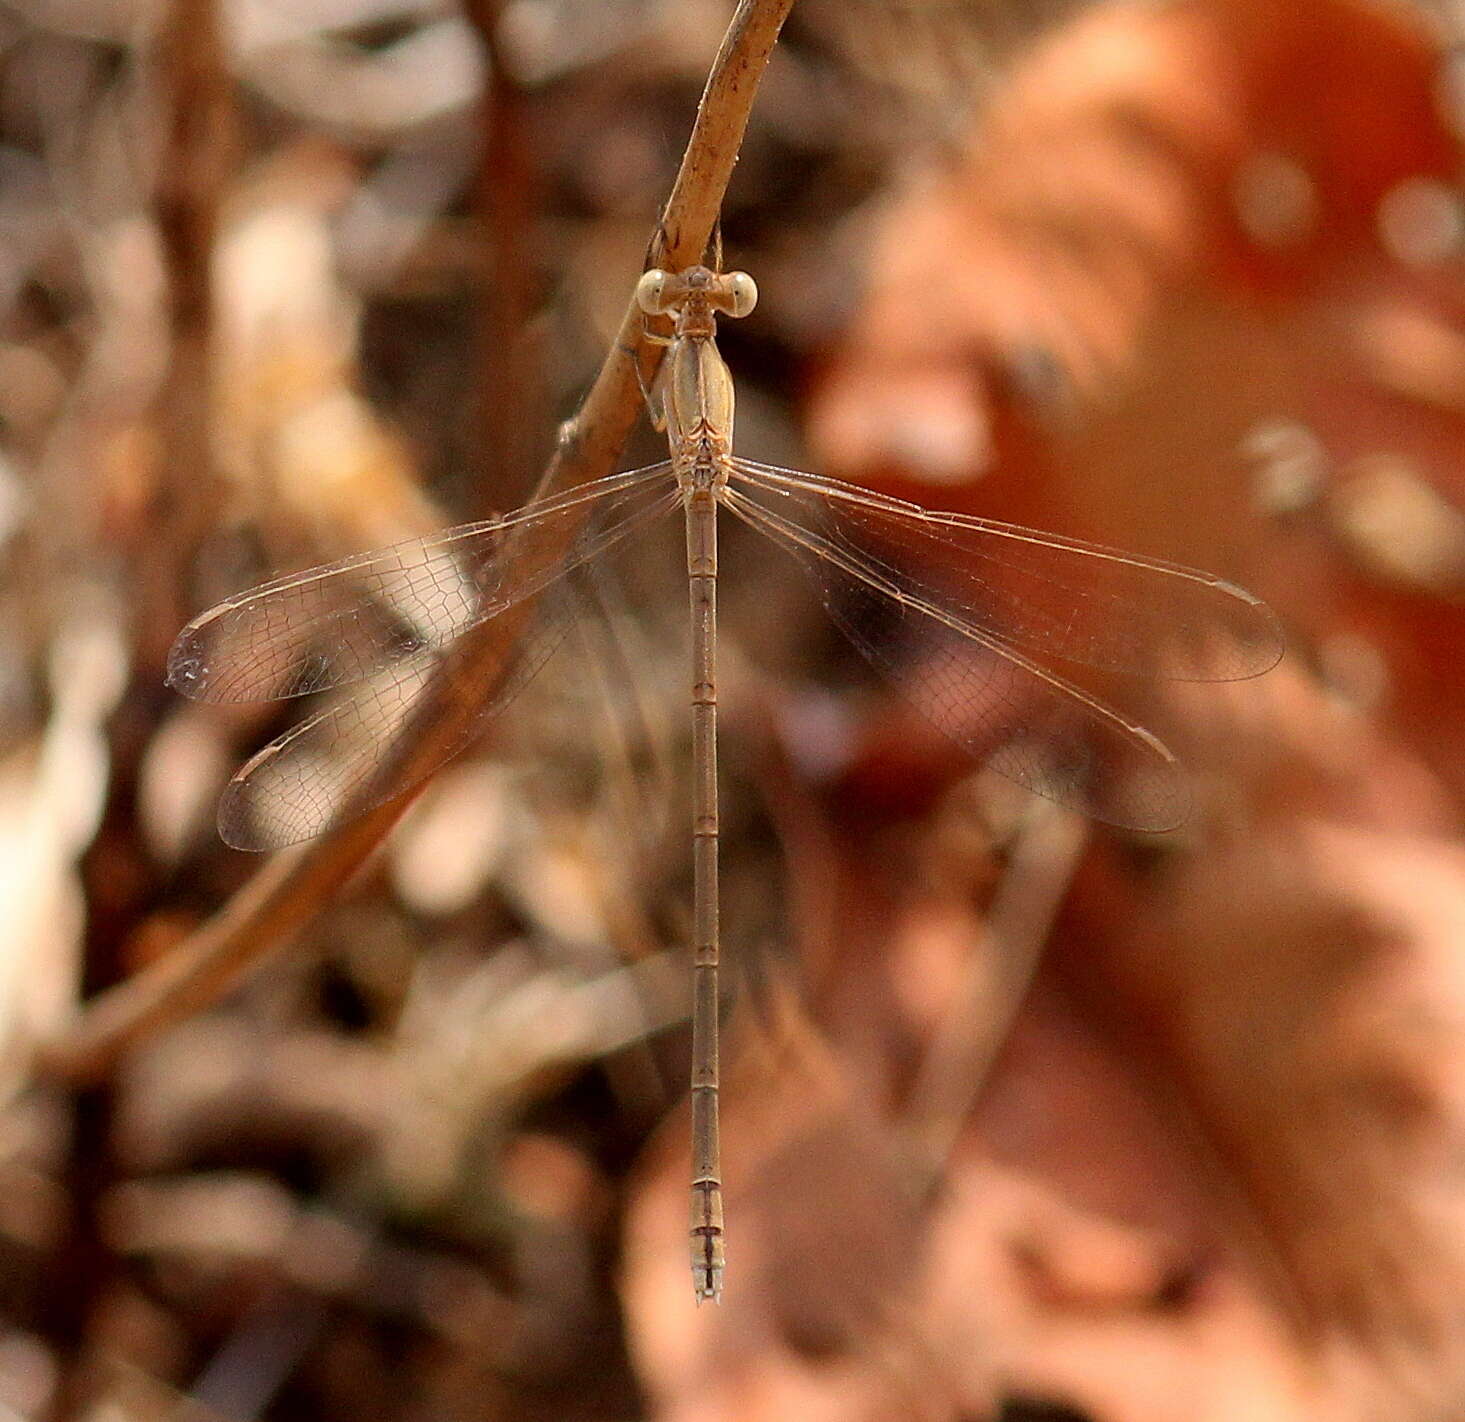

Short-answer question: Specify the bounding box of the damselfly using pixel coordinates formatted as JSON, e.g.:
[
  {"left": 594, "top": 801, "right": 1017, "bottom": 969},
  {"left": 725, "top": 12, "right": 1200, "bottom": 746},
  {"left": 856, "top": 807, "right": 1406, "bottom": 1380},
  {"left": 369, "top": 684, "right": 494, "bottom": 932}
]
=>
[{"left": 168, "top": 264, "right": 1283, "bottom": 1302}]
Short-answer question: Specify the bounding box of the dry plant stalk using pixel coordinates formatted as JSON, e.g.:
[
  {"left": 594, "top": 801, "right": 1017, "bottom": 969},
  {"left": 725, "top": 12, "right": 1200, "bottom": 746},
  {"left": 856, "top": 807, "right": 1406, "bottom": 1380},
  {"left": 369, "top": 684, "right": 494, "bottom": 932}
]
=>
[
  {"left": 464, "top": 0, "right": 543, "bottom": 514},
  {"left": 147, "top": 0, "right": 235, "bottom": 661},
  {"left": 903, "top": 803, "right": 1088, "bottom": 1177},
  {"left": 40, "top": 0, "right": 798, "bottom": 1085}
]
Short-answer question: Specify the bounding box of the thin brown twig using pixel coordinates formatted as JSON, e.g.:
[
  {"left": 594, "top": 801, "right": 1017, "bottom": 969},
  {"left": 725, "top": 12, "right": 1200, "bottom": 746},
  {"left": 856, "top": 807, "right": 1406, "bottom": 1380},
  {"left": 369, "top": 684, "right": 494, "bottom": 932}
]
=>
[
  {"left": 38, "top": 0, "right": 797, "bottom": 1087},
  {"left": 44, "top": 2, "right": 236, "bottom": 1414},
  {"left": 902, "top": 803, "right": 1088, "bottom": 1182},
  {"left": 464, "top": 0, "right": 544, "bottom": 515},
  {"left": 147, "top": 0, "right": 236, "bottom": 664}
]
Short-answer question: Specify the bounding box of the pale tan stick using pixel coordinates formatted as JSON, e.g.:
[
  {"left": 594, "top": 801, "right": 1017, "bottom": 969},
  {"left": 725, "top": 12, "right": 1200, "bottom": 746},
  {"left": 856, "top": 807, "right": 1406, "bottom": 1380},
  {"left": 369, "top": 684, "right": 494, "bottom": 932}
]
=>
[
  {"left": 39, "top": 0, "right": 796, "bottom": 1086},
  {"left": 903, "top": 804, "right": 1088, "bottom": 1180}
]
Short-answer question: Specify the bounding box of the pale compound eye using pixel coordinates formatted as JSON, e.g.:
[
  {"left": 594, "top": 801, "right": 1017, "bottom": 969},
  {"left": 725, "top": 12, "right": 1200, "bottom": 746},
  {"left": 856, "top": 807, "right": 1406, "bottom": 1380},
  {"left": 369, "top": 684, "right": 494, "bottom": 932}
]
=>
[
  {"left": 725, "top": 271, "right": 757, "bottom": 318},
  {"left": 636, "top": 269, "right": 673, "bottom": 315}
]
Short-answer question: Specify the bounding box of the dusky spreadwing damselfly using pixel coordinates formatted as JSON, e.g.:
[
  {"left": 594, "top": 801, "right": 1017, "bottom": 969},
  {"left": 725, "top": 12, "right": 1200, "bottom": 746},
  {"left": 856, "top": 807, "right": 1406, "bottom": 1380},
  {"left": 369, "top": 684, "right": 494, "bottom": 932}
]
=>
[{"left": 167, "top": 262, "right": 1284, "bottom": 1301}]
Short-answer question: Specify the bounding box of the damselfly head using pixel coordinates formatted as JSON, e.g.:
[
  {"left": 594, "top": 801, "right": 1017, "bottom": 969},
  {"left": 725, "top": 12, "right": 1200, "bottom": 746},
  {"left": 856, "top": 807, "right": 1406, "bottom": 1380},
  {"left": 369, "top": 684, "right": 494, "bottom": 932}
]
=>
[{"left": 636, "top": 266, "right": 757, "bottom": 320}]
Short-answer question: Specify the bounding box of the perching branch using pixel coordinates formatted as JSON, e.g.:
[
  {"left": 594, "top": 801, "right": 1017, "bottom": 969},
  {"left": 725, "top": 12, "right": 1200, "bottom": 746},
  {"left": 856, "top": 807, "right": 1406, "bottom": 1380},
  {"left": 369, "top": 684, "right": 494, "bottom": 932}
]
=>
[{"left": 39, "top": 0, "right": 797, "bottom": 1086}]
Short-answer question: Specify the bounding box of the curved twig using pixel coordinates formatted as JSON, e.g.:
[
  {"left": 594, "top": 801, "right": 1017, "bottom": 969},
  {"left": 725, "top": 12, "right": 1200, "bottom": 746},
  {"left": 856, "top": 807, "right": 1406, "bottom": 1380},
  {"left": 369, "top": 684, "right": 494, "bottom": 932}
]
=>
[{"left": 39, "top": 0, "right": 797, "bottom": 1085}]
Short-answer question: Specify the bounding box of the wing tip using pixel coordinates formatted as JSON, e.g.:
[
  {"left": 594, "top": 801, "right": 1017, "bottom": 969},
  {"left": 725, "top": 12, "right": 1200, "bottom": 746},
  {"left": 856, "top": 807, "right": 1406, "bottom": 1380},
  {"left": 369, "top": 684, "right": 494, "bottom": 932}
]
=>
[
  {"left": 166, "top": 598, "right": 243, "bottom": 696},
  {"left": 217, "top": 792, "right": 300, "bottom": 853},
  {"left": 1087, "top": 726, "right": 1195, "bottom": 835},
  {"left": 215, "top": 746, "right": 309, "bottom": 852},
  {"left": 1165, "top": 596, "right": 1286, "bottom": 684},
  {"left": 164, "top": 632, "right": 208, "bottom": 697},
  {"left": 1215, "top": 583, "right": 1287, "bottom": 681}
]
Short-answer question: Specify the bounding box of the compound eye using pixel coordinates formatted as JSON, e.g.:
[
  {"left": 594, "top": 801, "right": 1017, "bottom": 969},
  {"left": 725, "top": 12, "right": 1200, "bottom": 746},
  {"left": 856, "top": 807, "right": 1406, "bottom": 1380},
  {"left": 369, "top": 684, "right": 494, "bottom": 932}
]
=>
[
  {"left": 636, "top": 269, "right": 672, "bottom": 315},
  {"left": 725, "top": 271, "right": 757, "bottom": 319}
]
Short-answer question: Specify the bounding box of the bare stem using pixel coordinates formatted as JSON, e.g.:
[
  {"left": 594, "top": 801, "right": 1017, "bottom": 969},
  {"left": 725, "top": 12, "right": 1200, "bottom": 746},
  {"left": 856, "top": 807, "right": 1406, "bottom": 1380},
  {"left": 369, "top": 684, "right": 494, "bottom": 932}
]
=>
[
  {"left": 903, "top": 804, "right": 1087, "bottom": 1180},
  {"left": 43, "top": 1, "right": 235, "bottom": 1414},
  {"left": 39, "top": 0, "right": 796, "bottom": 1086},
  {"left": 464, "top": 0, "right": 544, "bottom": 515}
]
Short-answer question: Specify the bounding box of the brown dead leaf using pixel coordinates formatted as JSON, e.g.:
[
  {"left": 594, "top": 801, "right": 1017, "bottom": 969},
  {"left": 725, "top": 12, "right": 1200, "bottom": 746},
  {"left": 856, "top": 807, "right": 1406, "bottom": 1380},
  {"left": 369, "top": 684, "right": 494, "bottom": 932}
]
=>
[
  {"left": 625, "top": 0, "right": 1465, "bottom": 1418},
  {"left": 623, "top": 989, "right": 986, "bottom": 1422}
]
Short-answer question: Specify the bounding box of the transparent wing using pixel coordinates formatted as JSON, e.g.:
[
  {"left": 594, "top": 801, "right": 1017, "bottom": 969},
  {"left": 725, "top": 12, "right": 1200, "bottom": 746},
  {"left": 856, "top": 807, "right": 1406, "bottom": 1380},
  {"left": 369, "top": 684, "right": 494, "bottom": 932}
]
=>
[
  {"left": 187, "top": 471, "right": 680, "bottom": 850},
  {"left": 722, "top": 472, "right": 1197, "bottom": 832},
  {"left": 728, "top": 459, "right": 1283, "bottom": 682},
  {"left": 217, "top": 584, "right": 575, "bottom": 851},
  {"left": 168, "top": 465, "right": 674, "bottom": 702}
]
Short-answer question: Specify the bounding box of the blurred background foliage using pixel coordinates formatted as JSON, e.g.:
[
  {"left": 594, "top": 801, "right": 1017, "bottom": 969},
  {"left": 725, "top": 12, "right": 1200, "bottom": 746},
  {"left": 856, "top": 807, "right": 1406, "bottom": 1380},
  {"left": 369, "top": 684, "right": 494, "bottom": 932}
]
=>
[{"left": 5, "top": 0, "right": 1465, "bottom": 1418}]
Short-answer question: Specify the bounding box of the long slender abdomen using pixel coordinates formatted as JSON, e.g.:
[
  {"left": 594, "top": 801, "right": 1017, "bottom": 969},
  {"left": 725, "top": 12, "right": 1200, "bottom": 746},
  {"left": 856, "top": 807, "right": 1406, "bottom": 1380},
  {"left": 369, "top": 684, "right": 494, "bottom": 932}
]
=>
[{"left": 685, "top": 491, "right": 723, "bottom": 1301}]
